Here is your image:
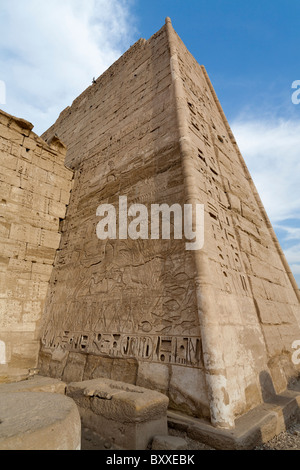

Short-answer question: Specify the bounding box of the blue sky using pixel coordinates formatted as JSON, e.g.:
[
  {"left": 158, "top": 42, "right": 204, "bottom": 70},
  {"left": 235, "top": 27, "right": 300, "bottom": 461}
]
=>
[{"left": 0, "top": 0, "right": 299, "bottom": 287}]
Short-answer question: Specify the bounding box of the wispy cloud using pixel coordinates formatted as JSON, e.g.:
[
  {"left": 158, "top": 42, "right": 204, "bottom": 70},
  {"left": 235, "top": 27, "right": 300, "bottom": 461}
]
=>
[
  {"left": 0, "top": 0, "right": 136, "bottom": 134},
  {"left": 290, "top": 264, "right": 300, "bottom": 276},
  {"left": 231, "top": 116, "right": 300, "bottom": 287},
  {"left": 231, "top": 117, "right": 300, "bottom": 222},
  {"left": 274, "top": 224, "right": 300, "bottom": 241},
  {"left": 284, "top": 245, "right": 300, "bottom": 265}
]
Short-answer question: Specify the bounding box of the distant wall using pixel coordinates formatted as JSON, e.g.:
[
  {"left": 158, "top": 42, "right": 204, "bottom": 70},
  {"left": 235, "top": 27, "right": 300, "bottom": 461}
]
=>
[{"left": 0, "top": 110, "right": 73, "bottom": 382}]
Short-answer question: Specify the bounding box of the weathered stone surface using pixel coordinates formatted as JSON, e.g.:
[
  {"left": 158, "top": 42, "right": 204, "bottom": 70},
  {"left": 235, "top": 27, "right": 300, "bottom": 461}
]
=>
[
  {"left": 0, "top": 109, "right": 73, "bottom": 382},
  {"left": 0, "top": 375, "right": 66, "bottom": 394},
  {"left": 66, "top": 378, "right": 169, "bottom": 450},
  {"left": 38, "top": 18, "right": 300, "bottom": 429},
  {"left": 168, "top": 386, "right": 300, "bottom": 450},
  {"left": 0, "top": 16, "right": 298, "bottom": 438},
  {"left": 62, "top": 351, "right": 87, "bottom": 383},
  {"left": 0, "top": 367, "right": 35, "bottom": 385},
  {"left": 151, "top": 435, "right": 188, "bottom": 450},
  {"left": 0, "top": 392, "right": 81, "bottom": 450}
]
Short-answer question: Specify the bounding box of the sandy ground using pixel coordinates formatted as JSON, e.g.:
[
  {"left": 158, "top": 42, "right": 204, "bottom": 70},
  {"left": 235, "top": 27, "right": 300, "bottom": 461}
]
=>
[
  {"left": 254, "top": 422, "right": 300, "bottom": 450},
  {"left": 81, "top": 421, "right": 300, "bottom": 451},
  {"left": 169, "top": 423, "right": 300, "bottom": 451}
]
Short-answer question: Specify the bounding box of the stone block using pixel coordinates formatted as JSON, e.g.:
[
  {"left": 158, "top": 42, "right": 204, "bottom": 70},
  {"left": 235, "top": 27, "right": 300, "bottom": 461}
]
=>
[
  {"left": 169, "top": 366, "right": 210, "bottom": 419},
  {"left": 40, "top": 229, "right": 61, "bottom": 249},
  {"left": 25, "top": 244, "right": 57, "bottom": 264},
  {"left": 66, "top": 378, "right": 169, "bottom": 450},
  {"left": 137, "top": 362, "right": 169, "bottom": 394},
  {"left": 83, "top": 355, "right": 113, "bottom": 381},
  {"left": 0, "top": 392, "right": 81, "bottom": 450},
  {"left": 111, "top": 358, "right": 138, "bottom": 384},
  {"left": 10, "top": 223, "right": 41, "bottom": 245},
  {"left": 0, "top": 375, "right": 66, "bottom": 394},
  {"left": 62, "top": 352, "right": 87, "bottom": 383},
  {"left": 151, "top": 435, "right": 188, "bottom": 450},
  {"left": 48, "top": 199, "right": 68, "bottom": 219}
]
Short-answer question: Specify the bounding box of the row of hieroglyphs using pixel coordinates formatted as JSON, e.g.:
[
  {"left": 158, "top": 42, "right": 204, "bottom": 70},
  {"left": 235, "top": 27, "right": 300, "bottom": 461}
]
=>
[{"left": 42, "top": 330, "right": 203, "bottom": 367}]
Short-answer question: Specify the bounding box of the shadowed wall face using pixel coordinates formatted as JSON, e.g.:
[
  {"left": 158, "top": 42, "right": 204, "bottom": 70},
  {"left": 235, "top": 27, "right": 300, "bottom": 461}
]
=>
[{"left": 38, "top": 21, "right": 300, "bottom": 424}]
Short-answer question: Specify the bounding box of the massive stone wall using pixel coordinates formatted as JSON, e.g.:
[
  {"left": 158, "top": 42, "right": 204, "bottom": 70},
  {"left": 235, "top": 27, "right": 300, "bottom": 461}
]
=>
[
  {"left": 165, "top": 20, "right": 300, "bottom": 426},
  {"left": 39, "top": 19, "right": 300, "bottom": 427},
  {"left": 0, "top": 110, "right": 73, "bottom": 382},
  {"left": 40, "top": 24, "right": 209, "bottom": 419}
]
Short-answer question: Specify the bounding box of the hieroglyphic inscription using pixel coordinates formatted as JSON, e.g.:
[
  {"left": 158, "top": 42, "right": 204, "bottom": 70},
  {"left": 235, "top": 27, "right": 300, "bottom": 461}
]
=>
[
  {"left": 182, "top": 57, "right": 252, "bottom": 298},
  {"left": 42, "top": 330, "right": 202, "bottom": 368}
]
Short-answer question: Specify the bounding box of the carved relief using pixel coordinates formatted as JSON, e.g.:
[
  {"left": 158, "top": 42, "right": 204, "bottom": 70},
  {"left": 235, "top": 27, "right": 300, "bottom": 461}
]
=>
[{"left": 42, "top": 329, "right": 203, "bottom": 368}]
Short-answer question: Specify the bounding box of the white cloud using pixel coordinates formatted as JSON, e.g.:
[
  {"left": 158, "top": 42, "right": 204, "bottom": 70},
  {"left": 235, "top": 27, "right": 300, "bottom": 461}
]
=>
[
  {"left": 289, "top": 263, "right": 300, "bottom": 289},
  {"left": 284, "top": 244, "right": 300, "bottom": 265},
  {"left": 274, "top": 224, "right": 300, "bottom": 241},
  {"left": 231, "top": 117, "right": 300, "bottom": 287},
  {"left": 0, "top": 0, "right": 136, "bottom": 135},
  {"left": 290, "top": 264, "right": 300, "bottom": 275},
  {"left": 231, "top": 118, "right": 300, "bottom": 223}
]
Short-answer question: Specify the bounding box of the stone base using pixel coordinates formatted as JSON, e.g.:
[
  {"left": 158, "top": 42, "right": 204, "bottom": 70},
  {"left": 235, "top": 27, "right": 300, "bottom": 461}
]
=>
[
  {"left": 168, "top": 387, "right": 300, "bottom": 450},
  {"left": 0, "top": 392, "right": 81, "bottom": 450},
  {"left": 0, "top": 375, "right": 66, "bottom": 394},
  {"left": 151, "top": 435, "right": 188, "bottom": 450},
  {"left": 0, "top": 366, "right": 35, "bottom": 384},
  {"left": 66, "top": 378, "right": 169, "bottom": 450}
]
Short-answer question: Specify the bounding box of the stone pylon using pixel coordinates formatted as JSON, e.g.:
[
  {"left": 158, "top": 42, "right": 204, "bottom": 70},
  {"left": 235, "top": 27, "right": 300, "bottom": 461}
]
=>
[{"left": 39, "top": 18, "right": 300, "bottom": 430}]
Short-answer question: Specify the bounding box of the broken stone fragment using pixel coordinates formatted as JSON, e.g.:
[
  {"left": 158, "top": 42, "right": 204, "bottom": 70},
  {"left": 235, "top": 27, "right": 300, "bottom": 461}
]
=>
[
  {"left": 151, "top": 435, "right": 188, "bottom": 451},
  {"left": 47, "top": 135, "right": 67, "bottom": 152},
  {"left": 83, "top": 388, "right": 112, "bottom": 400}
]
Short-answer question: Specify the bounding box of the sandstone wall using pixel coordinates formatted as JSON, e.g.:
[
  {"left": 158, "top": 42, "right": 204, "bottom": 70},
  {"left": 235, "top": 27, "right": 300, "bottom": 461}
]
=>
[
  {"left": 39, "top": 19, "right": 300, "bottom": 426},
  {"left": 0, "top": 110, "right": 73, "bottom": 382},
  {"left": 40, "top": 25, "right": 210, "bottom": 419},
  {"left": 165, "top": 21, "right": 300, "bottom": 425}
]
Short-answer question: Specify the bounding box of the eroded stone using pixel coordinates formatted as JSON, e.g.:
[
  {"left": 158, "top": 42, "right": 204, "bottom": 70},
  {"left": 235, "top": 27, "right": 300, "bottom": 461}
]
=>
[
  {"left": 0, "top": 392, "right": 81, "bottom": 450},
  {"left": 66, "top": 378, "right": 169, "bottom": 450}
]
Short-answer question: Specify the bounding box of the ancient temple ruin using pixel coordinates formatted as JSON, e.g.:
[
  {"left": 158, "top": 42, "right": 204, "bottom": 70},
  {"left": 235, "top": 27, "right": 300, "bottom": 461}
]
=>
[{"left": 1, "top": 18, "right": 300, "bottom": 448}]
